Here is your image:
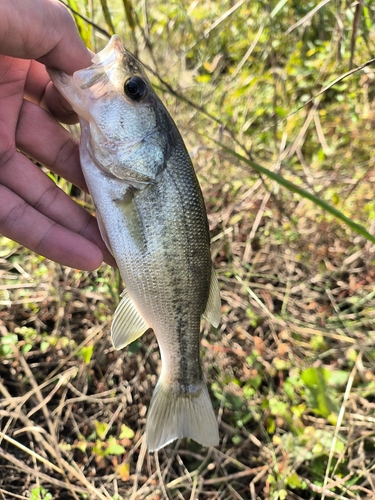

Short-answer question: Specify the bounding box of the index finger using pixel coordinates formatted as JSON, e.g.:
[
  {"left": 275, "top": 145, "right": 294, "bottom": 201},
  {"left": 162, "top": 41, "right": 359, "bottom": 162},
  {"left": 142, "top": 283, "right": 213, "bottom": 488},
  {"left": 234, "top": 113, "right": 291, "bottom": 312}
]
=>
[
  {"left": 25, "top": 61, "right": 81, "bottom": 124},
  {"left": 0, "top": 184, "right": 104, "bottom": 271},
  {"left": 0, "top": 0, "right": 92, "bottom": 74}
]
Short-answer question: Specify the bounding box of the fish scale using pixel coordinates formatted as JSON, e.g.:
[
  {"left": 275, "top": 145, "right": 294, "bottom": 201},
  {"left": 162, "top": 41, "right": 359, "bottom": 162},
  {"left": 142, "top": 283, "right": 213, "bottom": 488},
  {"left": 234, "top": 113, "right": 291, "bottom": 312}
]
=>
[{"left": 48, "top": 35, "right": 221, "bottom": 452}]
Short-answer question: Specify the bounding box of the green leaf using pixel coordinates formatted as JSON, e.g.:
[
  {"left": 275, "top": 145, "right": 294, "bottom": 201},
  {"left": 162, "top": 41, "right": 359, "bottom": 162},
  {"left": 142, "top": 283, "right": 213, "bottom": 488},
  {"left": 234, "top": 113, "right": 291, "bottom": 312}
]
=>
[
  {"left": 119, "top": 424, "right": 135, "bottom": 440},
  {"left": 301, "top": 367, "right": 338, "bottom": 417},
  {"left": 270, "top": 0, "right": 288, "bottom": 18},
  {"left": 94, "top": 420, "right": 109, "bottom": 440},
  {"left": 77, "top": 345, "right": 94, "bottom": 364},
  {"left": 313, "top": 429, "right": 346, "bottom": 454},
  {"left": 93, "top": 439, "right": 105, "bottom": 457},
  {"left": 285, "top": 471, "right": 303, "bottom": 489},
  {"left": 269, "top": 397, "right": 289, "bottom": 418},
  {"left": 128, "top": 339, "right": 142, "bottom": 355},
  {"left": 0, "top": 333, "right": 18, "bottom": 355},
  {"left": 22, "top": 343, "right": 33, "bottom": 354},
  {"left": 1, "top": 333, "right": 18, "bottom": 345},
  {"left": 30, "top": 486, "right": 52, "bottom": 500},
  {"left": 105, "top": 436, "right": 126, "bottom": 455},
  {"left": 40, "top": 340, "right": 50, "bottom": 352}
]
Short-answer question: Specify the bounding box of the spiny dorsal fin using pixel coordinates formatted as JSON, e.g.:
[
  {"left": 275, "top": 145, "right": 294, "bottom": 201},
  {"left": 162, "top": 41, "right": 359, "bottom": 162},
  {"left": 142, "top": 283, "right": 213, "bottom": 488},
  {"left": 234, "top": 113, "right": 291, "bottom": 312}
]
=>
[
  {"left": 202, "top": 267, "right": 221, "bottom": 328},
  {"left": 111, "top": 289, "right": 149, "bottom": 349}
]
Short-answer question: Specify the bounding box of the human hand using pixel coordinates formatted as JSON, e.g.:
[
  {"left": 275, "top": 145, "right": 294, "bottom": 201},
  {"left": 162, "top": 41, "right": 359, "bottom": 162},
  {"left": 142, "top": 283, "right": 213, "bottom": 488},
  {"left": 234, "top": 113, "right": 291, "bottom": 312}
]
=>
[{"left": 0, "top": 0, "right": 115, "bottom": 270}]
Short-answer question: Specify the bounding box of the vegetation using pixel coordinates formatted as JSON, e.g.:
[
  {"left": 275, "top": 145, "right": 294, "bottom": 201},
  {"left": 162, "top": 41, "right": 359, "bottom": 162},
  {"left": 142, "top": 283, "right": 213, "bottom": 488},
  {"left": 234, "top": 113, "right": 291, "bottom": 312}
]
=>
[{"left": 1, "top": 0, "right": 375, "bottom": 498}]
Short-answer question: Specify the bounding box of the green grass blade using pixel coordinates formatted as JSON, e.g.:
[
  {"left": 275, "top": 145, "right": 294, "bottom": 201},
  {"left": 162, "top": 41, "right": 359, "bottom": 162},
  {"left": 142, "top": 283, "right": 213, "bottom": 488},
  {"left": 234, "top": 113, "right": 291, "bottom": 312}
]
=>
[
  {"left": 66, "top": 0, "right": 92, "bottom": 46},
  {"left": 270, "top": 0, "right": 288, "bottom": 18},
  {"left": 122, "top": 0, "right": 135, "bottom": 29},
  {"left": 99, "top": 0, "right": 115, "bottom": 35},
  {"left": 212, "top": 140, "right": 375, "bottom": 244}
]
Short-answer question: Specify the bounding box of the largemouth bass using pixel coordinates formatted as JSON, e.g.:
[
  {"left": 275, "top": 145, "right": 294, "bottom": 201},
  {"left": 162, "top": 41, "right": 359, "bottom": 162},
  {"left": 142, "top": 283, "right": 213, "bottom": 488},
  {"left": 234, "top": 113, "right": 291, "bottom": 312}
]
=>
[{"left": 49, "top": 35, "right": 221, "bottom": 452}]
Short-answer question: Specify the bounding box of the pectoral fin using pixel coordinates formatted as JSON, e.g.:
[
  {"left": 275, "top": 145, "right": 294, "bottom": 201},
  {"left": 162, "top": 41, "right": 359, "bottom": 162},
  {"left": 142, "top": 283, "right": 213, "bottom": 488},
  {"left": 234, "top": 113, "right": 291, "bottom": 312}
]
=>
[
  {"left": 111, "top": 289, "right": 149, "bottom": 349},
  {"left": 202, "top": 268, "right": 221, "bottom": 328}
]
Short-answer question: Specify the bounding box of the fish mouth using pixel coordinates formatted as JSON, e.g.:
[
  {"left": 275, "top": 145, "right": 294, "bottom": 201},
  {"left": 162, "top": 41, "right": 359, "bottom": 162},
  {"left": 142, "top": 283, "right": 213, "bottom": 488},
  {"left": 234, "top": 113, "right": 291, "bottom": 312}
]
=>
[
  {"left": 91, "top": 35, "right": 124, "bottom": 65},
  {"left": 74, "top": 35, "right": 143, "bottom": 91}
]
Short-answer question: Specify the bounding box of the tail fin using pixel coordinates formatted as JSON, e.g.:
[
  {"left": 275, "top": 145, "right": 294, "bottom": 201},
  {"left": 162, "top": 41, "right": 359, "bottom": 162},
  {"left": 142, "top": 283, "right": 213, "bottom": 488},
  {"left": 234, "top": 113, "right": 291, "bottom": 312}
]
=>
[{"left": 146, "top": 377, "right": 219, "bottom": 452}]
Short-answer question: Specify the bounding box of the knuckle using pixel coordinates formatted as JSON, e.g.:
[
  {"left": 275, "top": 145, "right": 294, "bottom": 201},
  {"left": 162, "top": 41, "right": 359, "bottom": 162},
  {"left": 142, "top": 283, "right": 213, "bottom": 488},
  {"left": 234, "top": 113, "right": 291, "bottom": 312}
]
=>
[
  {"left": 0, "top": 195, "right": 27, "bottom": 233},
  {"left": 34, "top": 221, "right": 56, "bottom": 256},
  {"left": 0, "top": 134, "right": 16, "bottom": 168},
  {"left": 52, "top": 136, "right": 78, "bottom": 171},
  {"left": 33, "top": 182, "right": 60, "bottom": 213}
]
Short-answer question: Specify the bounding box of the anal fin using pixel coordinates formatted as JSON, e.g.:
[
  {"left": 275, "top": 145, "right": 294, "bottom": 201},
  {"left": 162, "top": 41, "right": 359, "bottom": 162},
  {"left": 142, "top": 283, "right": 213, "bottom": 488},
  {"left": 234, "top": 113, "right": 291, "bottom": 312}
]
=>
[
  {"left": 202, "top": 267, "right": 221, "bottom": 328},
  {"left": 111, "top": 289, "right": 149, "bottom": 349}
]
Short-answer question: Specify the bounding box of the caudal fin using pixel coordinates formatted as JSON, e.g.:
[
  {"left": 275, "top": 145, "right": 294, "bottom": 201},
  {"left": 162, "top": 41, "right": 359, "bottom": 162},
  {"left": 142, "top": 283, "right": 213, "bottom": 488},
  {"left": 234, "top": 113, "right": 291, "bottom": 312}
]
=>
[{"left": 146, "top": 378, "right": 219, "bottom": 452}]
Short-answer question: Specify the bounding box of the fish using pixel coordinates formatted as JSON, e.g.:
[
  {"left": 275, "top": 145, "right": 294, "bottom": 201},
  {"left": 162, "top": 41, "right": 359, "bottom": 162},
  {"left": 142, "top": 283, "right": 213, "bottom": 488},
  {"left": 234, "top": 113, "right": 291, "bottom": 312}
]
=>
[{"left": 48, "top": 35, "right": 221, "bottom": 452}]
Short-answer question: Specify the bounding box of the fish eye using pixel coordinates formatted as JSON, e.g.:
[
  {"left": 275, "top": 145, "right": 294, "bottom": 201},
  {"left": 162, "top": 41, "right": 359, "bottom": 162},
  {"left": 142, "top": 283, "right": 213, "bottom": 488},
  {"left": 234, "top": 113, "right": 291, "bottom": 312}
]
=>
[{"left": 124, "top": 76, "right": 147, "bottom": 101}]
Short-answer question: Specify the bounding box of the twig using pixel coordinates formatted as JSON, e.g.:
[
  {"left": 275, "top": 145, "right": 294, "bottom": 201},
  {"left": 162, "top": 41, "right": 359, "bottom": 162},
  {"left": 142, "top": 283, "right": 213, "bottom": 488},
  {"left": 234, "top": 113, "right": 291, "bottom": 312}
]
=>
[
  {"left": 0, "top": 432, "right": 62, "bottom": 474},
  {"left": 321, "top": 359, "right": 358, "bottom": 500},
  {"left": 203, "top": 0, "right": 246, "bottom": 39},
  {"left": 305, "top": 475, "right": 354, "bottom": 499},
  {"left": 0, "top": 488, "right": 29, "bottom": 500},
  {"left": 349, "top": 1, "right": 363, "bottom": 70},
  {"left": 203, "top": 466, "right": 267, "bottom": 486},
  {"left": 131, "top": 436, "right": 149, "bottom": 500},
  {"left": 155, "top": 451, "right": 170, "bottom": 499},
  {"left": 284, "top": 0, "right": 332, "bottom": 35},
  {"left": 286, "top": 57, "right": 375, "bottom": 119},
  {"left": 232, "top": 23, "right": 264, "bottom": 79}
]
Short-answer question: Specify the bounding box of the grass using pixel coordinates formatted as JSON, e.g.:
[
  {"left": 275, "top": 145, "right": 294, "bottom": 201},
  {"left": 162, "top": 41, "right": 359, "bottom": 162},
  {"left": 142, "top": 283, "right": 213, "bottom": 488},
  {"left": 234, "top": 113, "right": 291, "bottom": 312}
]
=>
[{"left": 1, "top": 0, "right": 375, "bottom": 498}]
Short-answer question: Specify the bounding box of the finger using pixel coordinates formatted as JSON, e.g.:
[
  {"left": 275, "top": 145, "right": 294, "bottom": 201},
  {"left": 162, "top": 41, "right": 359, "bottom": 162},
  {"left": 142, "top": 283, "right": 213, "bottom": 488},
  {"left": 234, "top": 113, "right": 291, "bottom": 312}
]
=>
[
  {"left": 16, "top": 99, "right": 86, "bottom": 189},
  {"left": 25, "top": 61, "right": 79, "bottom": 124},
  {"left": 0, "top": 55, "right": 28, "bottom": 133},
  {"left": 0, "top": 148, "right": 116, "bottom": 267},
  {"left": 0, "top": 0, "right": 92, "bottom": 74},
  {"left": 36, "top": 2, "right": 93, "bottom": 74},
  {"left": 42, "top": 82, "right": 80, "bottom": 124},
  {"left": 0, "top": 185, "right": 103, "bottom": 271}
]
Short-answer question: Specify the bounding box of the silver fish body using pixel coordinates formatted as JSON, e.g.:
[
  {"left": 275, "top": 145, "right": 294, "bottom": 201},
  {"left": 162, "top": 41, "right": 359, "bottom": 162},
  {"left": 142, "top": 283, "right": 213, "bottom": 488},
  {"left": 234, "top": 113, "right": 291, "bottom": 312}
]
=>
[{"left": 49, "top": 35, "right": 221, "bottom": 451}]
